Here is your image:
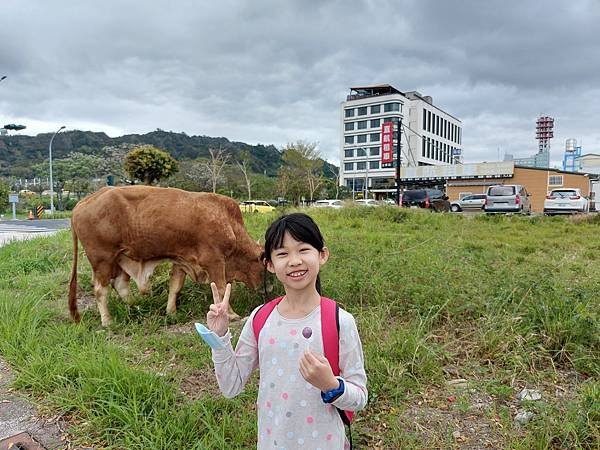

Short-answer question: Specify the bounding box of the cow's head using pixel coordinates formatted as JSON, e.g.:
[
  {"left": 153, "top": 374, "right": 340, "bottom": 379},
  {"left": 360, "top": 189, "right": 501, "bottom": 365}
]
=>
[{"left": 229, "top": 240, "right": 272, "bottom": 292}]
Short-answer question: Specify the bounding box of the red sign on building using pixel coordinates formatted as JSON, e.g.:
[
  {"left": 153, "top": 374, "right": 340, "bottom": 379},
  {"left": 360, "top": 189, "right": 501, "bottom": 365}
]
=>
[{"left": 380, "top": 122, "right": 394, "bottom": 164}]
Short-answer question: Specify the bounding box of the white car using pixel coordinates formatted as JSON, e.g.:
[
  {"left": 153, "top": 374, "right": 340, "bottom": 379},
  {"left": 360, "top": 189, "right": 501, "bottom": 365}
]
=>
[
  {"left": 354, "top": 199, "right": 380, "bottom": 207},
  {"left": 544, "top": 188, "right": 589, "bottom": 215},
  {"left": 313, "top": 199, "right": 344, "bottom": 209}
]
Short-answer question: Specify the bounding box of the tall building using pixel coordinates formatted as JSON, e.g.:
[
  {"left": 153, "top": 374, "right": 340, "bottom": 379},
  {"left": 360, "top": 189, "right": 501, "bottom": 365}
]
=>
[{"left": 340, "top": 84, "right": 462, "bottom": 196}]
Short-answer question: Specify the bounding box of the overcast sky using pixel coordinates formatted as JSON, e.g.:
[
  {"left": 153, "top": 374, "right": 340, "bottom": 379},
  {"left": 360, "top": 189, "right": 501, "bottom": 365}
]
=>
[{"left": 1, "top": 0, "right": 599, "bottom": 166}]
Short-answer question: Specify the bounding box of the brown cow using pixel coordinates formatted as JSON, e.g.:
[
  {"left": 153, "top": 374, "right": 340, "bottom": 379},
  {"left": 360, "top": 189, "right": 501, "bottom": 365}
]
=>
[{"left": 69, "top": 186, "right": 264, "bottom": 326}]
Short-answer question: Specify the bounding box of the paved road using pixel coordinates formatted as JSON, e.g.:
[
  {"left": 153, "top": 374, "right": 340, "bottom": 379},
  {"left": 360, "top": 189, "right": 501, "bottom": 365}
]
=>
[{"left": 0, "top": 219, "right": 70, "bottom": 247}]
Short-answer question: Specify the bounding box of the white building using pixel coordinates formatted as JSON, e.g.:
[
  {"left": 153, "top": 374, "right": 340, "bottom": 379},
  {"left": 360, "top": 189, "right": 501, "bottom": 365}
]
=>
[
  {"left": 340, "top": 84, "right": 462, "bottom": 197},
  {"left": 576, "top": 154, "right": 600, "bottom": 175}
]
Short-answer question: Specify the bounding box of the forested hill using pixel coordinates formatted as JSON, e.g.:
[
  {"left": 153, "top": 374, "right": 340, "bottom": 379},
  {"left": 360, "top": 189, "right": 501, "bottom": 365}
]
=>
[{"left": 0, "top": 129, "right": 305, "bottom": 178}]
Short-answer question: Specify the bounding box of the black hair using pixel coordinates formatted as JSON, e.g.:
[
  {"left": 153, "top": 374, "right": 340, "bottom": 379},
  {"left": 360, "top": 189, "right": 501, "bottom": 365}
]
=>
[{"left": 262, "top": 213, "right": 325, "bottom": 295}]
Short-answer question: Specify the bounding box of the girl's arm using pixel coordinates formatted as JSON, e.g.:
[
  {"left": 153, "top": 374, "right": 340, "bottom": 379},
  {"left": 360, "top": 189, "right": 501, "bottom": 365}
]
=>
[
  {"left": 331, "top": 311, "right": 368, "bottom": 412},
  {"left": 211, "top": 309, "right": 259, "bottom": 398}
]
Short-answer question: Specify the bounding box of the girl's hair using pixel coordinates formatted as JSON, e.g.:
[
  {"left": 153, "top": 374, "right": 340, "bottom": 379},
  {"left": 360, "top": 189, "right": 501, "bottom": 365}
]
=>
[{"left": 263, "top": 213, "right": 325, "bottom": 295}]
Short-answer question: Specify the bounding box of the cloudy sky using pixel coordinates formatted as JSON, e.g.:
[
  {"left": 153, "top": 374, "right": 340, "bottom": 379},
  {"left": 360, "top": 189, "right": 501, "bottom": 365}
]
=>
[{"left": 1, "top": 0, "right": 599, "bottom": 166}]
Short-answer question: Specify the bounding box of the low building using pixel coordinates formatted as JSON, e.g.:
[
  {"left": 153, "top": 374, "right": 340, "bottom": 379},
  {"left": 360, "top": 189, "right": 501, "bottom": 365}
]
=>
[{"left": 398, "top": 161, "right": 594, "bottom": 213}]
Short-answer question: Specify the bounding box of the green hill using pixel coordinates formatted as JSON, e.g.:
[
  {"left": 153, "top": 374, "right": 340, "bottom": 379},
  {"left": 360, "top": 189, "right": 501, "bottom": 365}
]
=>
[{"left": 0, "top": 129, "right": 339, "bottom": 179}]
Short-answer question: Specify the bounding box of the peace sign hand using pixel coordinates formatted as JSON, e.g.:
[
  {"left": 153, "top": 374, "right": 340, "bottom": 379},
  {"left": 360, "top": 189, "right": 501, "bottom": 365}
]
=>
[{"left": 206, "top": 282, "right": 231, "bottom": 337}]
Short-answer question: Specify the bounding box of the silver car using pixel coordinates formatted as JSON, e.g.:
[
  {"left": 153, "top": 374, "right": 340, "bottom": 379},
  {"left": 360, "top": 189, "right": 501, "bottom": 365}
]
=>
[
  {"left": 450, "top": 194, "right": 486, "bottom": 212},
  {"left": 484, "top": 184, "right": 532, "bottom": 214}
]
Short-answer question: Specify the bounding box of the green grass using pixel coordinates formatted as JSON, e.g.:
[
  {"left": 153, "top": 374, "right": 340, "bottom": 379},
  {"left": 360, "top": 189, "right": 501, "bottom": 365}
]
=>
[{"left": 0, "top": 208, "right": 598, "bottom": 448}]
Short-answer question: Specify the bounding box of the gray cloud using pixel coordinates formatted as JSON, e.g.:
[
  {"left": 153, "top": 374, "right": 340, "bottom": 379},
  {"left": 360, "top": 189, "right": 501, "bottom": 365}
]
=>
[{"left": 1, "top": 0, "right": 599, "bottom": 166}]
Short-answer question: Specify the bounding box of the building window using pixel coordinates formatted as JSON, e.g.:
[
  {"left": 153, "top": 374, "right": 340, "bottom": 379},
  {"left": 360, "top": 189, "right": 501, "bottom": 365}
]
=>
[
  {"left": 357, "top": 120, "right": 368, "bottom": 130},
  {"left": 422, "top": 138, "right": 426, "bottom": 157},
  {"left": 345, "top": 122, "right": 354, "bottom": 131},
  {"left": 370, "top": 119, "right": 380, "bottom": 128},
  {"left": 356, "top": 161, "right": 366, "bottom": 170},
  {"left": 549, "top": 175, "right": 563, "bottom": 186},
  {"left": 384, "top": 102, "right": 400, "bottom": 112},
  {"left": 344, "top": 163, "right": 354, "bottom": 171},
  {"left": 356, "top": 148, "right": 366, "bottom": 157},
  {"left": 357, "top": 107, "right": 368, "bottom": 116},
  {"left": 357, "top": 134, "right": 367, "bottom": 143},
  {"left": 344, "top": 149, "right": 354, "bottom": 158},
  {"left": 369, "top": 161, "right": 379, "bottom": 170},
  {"left": 383, "top": 117, "right": 399, "bottom": 125},
  {"left": 423, "top": 109, "right": 427, "bottom": 130},
  {"left": 370, "top": 105, "right": 380, "bottom": 114},
  {"left": 345, "top": 136, "right": 354, "bottom": 144},
  {"left": 345, "top": 108, "right": 354, "bottom": 117},
  {"left": 427, "top": 110, "right": 432, "bottom": 132},
  {"left": 369, "top": 133, "right": 380, "bottom": 142},
  {"left": 369, "top": 147, "right": 379, "bottom": 156}
]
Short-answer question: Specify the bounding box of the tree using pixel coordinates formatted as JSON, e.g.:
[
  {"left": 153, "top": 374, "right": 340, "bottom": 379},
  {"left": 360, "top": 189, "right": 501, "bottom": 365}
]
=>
[
  {"left": 236, "top": 151, "right": 254, "bottom": 200},
  {"left": 99, "top": 144, "right": 136, "bottom": 183},
  {"left": 32, "top": 152, "right": 103, "bottom": 209},
  {"left": 280, "top": 141, "right": 324, "bottom": 202},
  {"left": 0, "top": 180, "right": 9, "bottom": 213},
  {"left": 124, "top": 145, "right": 179, "bottom": 185},
  {"left": 202, "top": 146, "right": 230, "bottom": 193}
]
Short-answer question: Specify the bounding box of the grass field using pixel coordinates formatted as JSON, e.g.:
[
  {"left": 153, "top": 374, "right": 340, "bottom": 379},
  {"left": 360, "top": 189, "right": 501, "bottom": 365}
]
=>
[{"left": 0, "top": 208, "right": 598, "bottom": 449}]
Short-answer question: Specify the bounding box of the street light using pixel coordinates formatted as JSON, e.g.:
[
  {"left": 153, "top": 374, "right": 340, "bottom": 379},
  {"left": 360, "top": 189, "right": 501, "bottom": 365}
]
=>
[{"left": 48, "top": 126, "right": 66, "bottom": 214}]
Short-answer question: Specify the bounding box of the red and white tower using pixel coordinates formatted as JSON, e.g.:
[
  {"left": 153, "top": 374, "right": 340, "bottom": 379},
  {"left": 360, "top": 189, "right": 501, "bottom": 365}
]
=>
[{"left": 536, "top": 116, "right": 554, "bottom": 154}]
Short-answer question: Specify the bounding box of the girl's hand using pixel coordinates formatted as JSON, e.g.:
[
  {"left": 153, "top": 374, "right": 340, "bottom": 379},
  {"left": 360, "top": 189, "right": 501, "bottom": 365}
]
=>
[
  {"left": 299, "top": 351, "right": 340, "bottom": 393},
  {"left": 206, "top": 282, "right": 231, "bottom": 337}
]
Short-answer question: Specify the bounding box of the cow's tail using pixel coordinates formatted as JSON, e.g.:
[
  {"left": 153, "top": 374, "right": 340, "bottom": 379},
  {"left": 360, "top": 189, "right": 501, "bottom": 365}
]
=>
[{"left": 69, "top": 224, "right": 81, "bottom": 323}]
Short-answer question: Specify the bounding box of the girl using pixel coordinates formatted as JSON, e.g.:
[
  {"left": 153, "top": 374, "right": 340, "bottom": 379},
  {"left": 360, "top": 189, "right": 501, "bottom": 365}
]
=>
[{"left": 206, "top": 213, "right": 367, "bottom": 450}]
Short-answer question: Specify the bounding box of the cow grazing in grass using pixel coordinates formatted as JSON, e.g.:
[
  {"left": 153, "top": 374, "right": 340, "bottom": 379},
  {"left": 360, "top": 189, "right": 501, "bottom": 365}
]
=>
[{"left": 69, "top": 186, "right": 264, "bottom": 326}]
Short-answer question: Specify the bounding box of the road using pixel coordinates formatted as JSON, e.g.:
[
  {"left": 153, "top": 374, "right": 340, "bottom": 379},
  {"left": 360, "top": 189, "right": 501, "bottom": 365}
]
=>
[{"left": 0, "top": 219, "right": 70, "bottom": 247}]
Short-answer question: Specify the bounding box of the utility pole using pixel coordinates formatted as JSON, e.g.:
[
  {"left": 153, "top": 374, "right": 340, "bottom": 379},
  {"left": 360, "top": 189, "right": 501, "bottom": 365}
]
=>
[{"left": 396, "top": 119, "right": 403, "bottom": 205}]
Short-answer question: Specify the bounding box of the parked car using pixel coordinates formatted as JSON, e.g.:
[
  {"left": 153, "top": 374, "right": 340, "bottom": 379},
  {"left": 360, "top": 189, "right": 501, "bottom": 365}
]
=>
[
  {"left": 239, "top": 200, "right": 276, "bottom": 213},
  {"left": 450, "top": 194, "right": 487, "bottom": 212},
  {"left": 354, "top": 199, "right": 380, "bottom": 207},
  {"left": 402, "top": 189, "right": 450, "bottom": 212},
  {"left": 543, "top": 188, "right": 589, "bottom": 215},
  {"left": 484, "top": 184, "right": 531, "bottom": 214},
  {"left": 313, "top": 199, "right": 344, "bottom": 209}
]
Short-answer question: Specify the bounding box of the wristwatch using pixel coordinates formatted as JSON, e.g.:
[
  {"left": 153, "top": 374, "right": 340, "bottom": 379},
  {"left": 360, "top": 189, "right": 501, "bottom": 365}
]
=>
[{"left": 321, "top": 378, "right": 345, "bottom": 403}]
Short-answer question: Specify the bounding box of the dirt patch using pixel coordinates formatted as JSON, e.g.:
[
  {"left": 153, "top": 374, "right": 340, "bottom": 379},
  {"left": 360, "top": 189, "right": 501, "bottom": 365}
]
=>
[{"left": 179, "top": 369, "right": 222, "bottom": 399}]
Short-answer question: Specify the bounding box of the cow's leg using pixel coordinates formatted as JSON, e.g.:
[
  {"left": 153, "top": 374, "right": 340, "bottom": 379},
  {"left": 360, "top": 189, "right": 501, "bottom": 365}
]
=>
[
  {"left": 91, "top": 263, "right": 114, "bottom": 327},
  {"left": 90, "top": 255, "right": 118, "bottom": 327},
  {"left": 112, "top": 270, "right": 132, "bottom": 303},
  {"left": 166, "top": 264, "right": 186, "bottom": 315}
]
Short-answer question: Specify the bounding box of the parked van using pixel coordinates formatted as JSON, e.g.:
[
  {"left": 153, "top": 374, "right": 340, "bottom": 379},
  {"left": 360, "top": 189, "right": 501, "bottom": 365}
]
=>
[{"left": 484, "top": 184, "right": 531, "bottom": 214}]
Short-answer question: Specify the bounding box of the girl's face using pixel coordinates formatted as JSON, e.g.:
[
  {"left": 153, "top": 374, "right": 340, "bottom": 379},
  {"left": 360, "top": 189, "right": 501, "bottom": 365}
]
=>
[{"left": 266, "top": 232, "right": 329, "bottom": 295}]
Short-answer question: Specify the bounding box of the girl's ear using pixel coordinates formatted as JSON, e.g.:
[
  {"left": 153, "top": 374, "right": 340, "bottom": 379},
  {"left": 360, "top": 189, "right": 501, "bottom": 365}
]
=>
[
  {"left": 265, "top": 259, "right": 276, "bottom": 274},
  {"left": 319, "top": 247, "right": 330, "bottom": 265}
]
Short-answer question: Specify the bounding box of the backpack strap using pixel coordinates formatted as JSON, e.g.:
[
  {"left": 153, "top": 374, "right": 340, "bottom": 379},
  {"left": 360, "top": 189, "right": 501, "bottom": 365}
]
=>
[
  {"left": 252, "top": 296, "right": 284, "bottom": 343},
  {"left": 321, "top": 297, "right": 354, "bottom": 426}
]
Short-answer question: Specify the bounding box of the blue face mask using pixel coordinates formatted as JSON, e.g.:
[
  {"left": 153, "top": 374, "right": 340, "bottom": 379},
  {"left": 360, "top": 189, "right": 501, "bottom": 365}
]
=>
[{"left": 195, "top": 322, "right": 226, "bottom": 350}]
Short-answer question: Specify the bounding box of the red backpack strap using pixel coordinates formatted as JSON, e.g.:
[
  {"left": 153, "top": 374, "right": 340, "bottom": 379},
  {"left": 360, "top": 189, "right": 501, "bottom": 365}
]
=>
[
  {"left": 320, "top": 297, "right": 354, "bottom": 425},
  {"left": 252, "top": 296, "right": 284, "bottom": 343},
  {"left": 320, "top": 297, "right": 340, "bottom": 375}
]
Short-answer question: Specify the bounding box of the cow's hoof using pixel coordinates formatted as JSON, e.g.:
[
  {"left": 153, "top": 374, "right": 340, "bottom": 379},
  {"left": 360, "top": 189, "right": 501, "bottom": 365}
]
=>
[
  {"left": 100, "top": 319, "right": 112, "bottom": 327},
  {"left": 166, "top": 307, "right": 177, "bottom": 315}
]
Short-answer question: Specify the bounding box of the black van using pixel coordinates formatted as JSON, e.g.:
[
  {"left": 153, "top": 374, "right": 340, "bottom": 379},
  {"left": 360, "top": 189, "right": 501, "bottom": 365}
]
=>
[{"left": 402, "top": 189, "right": 450, "bottom": 212}]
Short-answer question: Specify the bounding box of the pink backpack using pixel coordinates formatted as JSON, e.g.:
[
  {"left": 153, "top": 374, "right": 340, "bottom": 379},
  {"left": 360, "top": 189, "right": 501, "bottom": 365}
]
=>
[{"left": 252, "top": 296, "right": 354, "bottom": 426}]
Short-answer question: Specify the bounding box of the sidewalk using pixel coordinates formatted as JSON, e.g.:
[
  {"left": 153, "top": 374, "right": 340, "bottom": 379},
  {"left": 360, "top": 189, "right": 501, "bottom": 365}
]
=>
[{"left": 0, "top": 358, "right": 67, "bottom": 449}]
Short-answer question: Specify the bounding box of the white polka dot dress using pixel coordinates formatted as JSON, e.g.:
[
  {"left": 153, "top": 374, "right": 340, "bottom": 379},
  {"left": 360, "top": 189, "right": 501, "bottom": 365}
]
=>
[{"left": 211, "top": 304, "right": 368, "bottom": 450}]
